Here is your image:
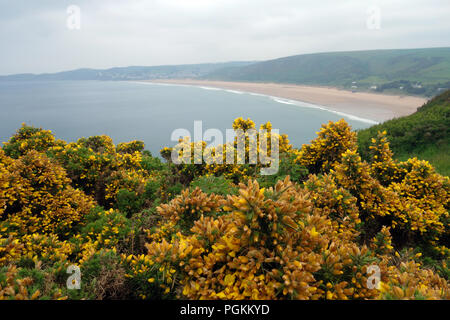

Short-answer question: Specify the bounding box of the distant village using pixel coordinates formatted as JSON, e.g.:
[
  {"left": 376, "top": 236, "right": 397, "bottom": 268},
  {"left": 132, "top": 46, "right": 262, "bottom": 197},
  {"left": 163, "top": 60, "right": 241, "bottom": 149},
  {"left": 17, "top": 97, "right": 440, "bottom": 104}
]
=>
[{"left": 347, "top": 80, "right": 449, "bottom": 96}]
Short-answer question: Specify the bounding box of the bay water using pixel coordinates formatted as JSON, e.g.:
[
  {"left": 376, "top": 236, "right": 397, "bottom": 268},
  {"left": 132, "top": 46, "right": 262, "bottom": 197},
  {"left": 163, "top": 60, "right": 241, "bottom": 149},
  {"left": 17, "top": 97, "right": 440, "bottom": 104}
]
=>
[{"left": 0, "top": 80, "right": 374, "bottom": 156}]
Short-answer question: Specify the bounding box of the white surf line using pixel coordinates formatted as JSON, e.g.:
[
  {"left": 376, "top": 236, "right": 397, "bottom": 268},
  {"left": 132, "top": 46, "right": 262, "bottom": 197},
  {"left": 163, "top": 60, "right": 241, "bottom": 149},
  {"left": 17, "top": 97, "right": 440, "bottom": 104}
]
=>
[
  {"left": 199, "top": 86, "right": 221, "bottom": 91},
  {"left": 268, "top": 97, "right": 379, "bottom": 125},
  {"left": 129, "top": 81, "right": 380, "bottom": 125}
]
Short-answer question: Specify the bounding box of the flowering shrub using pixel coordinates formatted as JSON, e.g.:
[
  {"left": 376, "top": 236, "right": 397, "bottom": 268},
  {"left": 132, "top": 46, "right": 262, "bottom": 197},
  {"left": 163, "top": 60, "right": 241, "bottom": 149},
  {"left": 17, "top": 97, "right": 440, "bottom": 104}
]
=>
[
  {"left": 157, "top": 188, "right": 225, "bottom": 232},
  {"left": 331, "top": 149, "right": 397, "bottom": 223},
  {"left": 368, "top": 131, "right": 406, "bottom": 186},
  {"left": 133, "top": 177, "right": 447, "bottom": 300},
  {"left": 0, "top": 150, "right": 95, "bottom": 237},
  {"left": 162, "top": 118, "right": 293, "bottom": 184},
  {"left": 295, "top": 119, "right": 357, "bottom": 174},
  {"left": 116, "top": 141, "right": 145, "bottom": 155},
  {"left": 304, "top": 173, "right": 361, "bottom": 239},
  {"left": 0, "top": 118, "right": 448, "bottom": 300},
  {"left": 2, "top": 124, "right": 65, "bottom": 159},
  {"left": 48, "top": 139, "right": 151, "bottom": 207}
]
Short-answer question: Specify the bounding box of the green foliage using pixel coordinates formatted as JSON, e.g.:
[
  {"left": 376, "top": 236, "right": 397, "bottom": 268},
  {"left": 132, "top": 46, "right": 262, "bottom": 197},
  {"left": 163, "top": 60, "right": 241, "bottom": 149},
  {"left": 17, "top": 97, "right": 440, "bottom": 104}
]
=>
[
  {"left": 257, "top": 152, "right": 308, "bottom": 188},
  {"left": 116, "top": 189, "right": 144, "bottom": 217},
  {"left": 116, "top": 141, "right": 145, "bottom": 154},
  {"left": 122, "top": 255, "right": 172, "bottom": 300},
  {"left": 206, "top": 47, "right": 450, "bottom": 96},
  {"left": 74, "top": 249, "right": 127, "bottom": 300},
  {"left": 395, "top": 144, "right": 450, "bottom": 177},
  {"left": 78, "top": 207, "right": 132, "bottom": 250},
  {"left": 358, "top": 89, "right": 450, "bottom": 176},
  {"left": 141, "top": 154, "right": 165, "bottom": 173},
  {"left": 166, "top": 182, "right": 184, "bottom": 200},
  {"left": 77, "top": 136, "right": 115, "bottom": 154},
  {"left": 190, "top": 175, "right": 238, "bottom": 195},
  {"left": 144, "top": 180, "right": 160, "bottom": 201},
  {"left": 0, "top": 264, "right": 67, "bottom": 300}
]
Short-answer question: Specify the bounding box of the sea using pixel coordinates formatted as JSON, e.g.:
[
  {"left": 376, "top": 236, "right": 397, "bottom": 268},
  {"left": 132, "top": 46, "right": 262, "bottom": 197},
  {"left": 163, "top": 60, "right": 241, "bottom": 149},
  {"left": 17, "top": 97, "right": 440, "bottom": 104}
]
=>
[{"left": 0, "top": 80, "right": 376, "bottom": 156}]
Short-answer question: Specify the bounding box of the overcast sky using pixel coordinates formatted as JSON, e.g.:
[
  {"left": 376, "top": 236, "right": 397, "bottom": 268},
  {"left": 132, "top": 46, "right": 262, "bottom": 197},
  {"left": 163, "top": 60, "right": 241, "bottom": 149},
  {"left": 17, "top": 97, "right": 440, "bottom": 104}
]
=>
[{"left": 1, "top": 0, "right": 449, "bottom": 75}]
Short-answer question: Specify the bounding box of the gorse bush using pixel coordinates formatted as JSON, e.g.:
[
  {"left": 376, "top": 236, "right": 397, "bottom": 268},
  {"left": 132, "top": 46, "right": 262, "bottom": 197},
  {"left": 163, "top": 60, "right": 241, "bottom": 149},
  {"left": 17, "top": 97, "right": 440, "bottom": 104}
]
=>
[
  {"left": 2, "top": 124, "right": 65, "bottom": 159},
  {"left": 295, "top": 119, "right": 357, "bottom": 174},
  {"left": 0, "top": 117, "right": 448, "bottom": 300},
  {"left": 162, "top": 117, "right": 293, "bottom": 184},
  {"left": 0, "top": 149, "right": 95, "bottom": 238}
]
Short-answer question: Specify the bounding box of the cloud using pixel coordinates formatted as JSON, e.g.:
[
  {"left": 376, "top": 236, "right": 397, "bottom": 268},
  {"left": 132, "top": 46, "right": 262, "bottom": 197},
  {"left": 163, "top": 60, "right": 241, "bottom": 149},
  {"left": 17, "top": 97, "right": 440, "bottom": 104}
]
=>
[{"left": 0, "top": 0, "right": 449, "bottom": 74}]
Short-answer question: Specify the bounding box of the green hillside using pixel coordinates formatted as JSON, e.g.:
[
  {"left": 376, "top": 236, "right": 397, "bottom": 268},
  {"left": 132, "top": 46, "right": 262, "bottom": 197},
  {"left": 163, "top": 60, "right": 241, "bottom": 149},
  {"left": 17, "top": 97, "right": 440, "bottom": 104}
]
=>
[
  {"left": 0, "top": 61, "right": 255, "bottom": 81},
  {"left": 205, "top": 47, "right": 450, "bottom": 96},
  {"left": 358, "top": 89, "right": 450, "bottom": 176}
]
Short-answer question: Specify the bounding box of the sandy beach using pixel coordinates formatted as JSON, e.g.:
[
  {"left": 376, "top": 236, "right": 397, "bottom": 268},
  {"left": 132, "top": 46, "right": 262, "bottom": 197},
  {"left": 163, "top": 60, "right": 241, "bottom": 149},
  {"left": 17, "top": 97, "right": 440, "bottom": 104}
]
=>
[{"left": 143, "top": 79, "right": 428, "bottom": 123}]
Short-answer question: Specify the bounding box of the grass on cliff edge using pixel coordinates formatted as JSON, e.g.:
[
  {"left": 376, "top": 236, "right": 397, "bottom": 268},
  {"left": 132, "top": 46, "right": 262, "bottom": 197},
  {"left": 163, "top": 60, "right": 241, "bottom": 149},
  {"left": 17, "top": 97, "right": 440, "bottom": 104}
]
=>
[{"left": 358, "top": 89, "right": 450, "bottom": 176}]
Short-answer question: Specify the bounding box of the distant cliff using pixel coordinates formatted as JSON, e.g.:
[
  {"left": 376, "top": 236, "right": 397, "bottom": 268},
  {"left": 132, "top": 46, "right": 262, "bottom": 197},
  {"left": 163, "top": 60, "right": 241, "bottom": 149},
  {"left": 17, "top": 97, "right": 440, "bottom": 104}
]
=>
[
  {"left": 0, "top": 61, "right": 255, "bottom": 81},
  {"left": 2, "top": 47, "right": 450, "bottom": 97}
]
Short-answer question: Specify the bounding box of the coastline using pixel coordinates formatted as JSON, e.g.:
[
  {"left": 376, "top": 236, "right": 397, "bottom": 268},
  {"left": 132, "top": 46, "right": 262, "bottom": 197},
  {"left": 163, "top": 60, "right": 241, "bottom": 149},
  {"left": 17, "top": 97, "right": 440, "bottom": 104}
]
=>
[{"left": 139, "top": 79, "right": 428, "bottom": 123}]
